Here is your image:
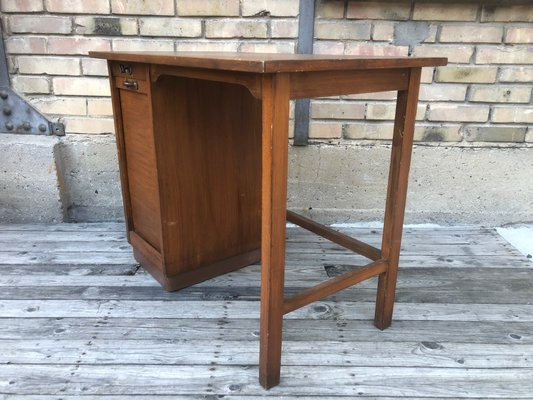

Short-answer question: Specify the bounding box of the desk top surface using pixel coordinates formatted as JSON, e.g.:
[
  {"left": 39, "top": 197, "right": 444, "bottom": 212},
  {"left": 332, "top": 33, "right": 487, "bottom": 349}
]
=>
[{"left": 90, "top": 51, "right": 447, "bottom": 73}]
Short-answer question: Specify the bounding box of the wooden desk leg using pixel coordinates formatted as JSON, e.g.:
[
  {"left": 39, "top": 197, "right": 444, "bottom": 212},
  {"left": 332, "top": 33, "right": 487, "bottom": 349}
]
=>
[
  {"left": 375, "top": 67, "right": 422, "bottom": 330},
  {"left": 259, "top": 73, "right": 290, "bottom": 389}
]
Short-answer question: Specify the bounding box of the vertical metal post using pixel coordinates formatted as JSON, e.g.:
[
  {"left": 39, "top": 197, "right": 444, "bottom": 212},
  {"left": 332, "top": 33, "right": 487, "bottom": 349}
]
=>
[
  {"left": 0, "top": 25, "right": 11, "bottom": 87},
  {"left": 293, "top": 0, "right": 316, "bottom": 146}
]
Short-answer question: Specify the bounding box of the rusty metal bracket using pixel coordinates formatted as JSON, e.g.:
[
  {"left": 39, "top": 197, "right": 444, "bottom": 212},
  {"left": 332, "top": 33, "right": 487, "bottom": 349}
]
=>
[{"left": 0, "top": 26, "right": 65, "bottom": 136}]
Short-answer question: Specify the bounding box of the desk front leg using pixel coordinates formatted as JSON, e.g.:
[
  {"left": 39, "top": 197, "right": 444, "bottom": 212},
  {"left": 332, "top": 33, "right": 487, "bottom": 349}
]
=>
[
  {"left": 259, "top": 73, "right": 290, "bottom": 389},
  {"left": 375, "top": 67, "right": 422, "bottom": 330}
]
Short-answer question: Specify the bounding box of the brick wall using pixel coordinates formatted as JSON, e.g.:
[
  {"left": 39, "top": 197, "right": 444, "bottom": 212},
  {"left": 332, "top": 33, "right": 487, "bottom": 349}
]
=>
[{"left": 2, "top": 0, "right": 532, "bottom": 143}]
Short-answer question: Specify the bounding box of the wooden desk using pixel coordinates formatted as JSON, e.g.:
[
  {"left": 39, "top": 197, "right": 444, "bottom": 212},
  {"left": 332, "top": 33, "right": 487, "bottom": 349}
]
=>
[{"left": 90, "top": 51, "right": 447, "bottom": 389}]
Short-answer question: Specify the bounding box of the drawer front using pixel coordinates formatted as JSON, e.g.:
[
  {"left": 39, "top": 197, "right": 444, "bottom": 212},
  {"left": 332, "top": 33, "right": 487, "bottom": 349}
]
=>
[
  {"left": 113, "top": 76, "right": 149, "bottom": 94},
  {"left": 110, "top": 61, "right": 149, "bottom": 80}
]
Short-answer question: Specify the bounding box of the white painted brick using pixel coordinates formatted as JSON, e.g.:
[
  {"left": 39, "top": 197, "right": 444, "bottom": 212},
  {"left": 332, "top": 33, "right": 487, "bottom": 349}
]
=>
[
  {"left": 309, "top": 122, "right": 343, "bottom": 139},
  {"left": 63, "top": 117, "right": 115, "bottom": 134},
  {"left": 242, "top": 0, "right": 299, "bottom": 17},
  {"left": 366, "top": 102, "right": 426, "bottom": 121},
  {"left": 239, "top": 41, "right": 295, "bottom": 53},
  {"left": 505, "top": 28, "right": 533, "bottom": 44},
  {"left": 316, "top": 0, "right": 344, "bottom": 18},
  {"left": 81, "top": 58, "right": 109, "bottom": 76},
  {"left": 111, "top": 0, "right": 173, "bottom": 15},
  {"left": 8, "top": 15, "right": 72, "bottom": 34},
  {"left": 421, "top": 67, "right": 434, "bottom": 84},
  {"left": 476, "top": 46, "right": 533, "bottom": 64},
  {"left": 436, "top": 67, "right": 498, "bottom": 83},
  {"left": 440, "top": 25, "right": 503, "bottom": 43},
  {"left": 428, "top": 104, "right": 489, "bottom": 123},
  {"left": 481, "top": 5, "right": 533, "bottom": 22},
  {"left": 140, "top": 18, "right": 201, "bottom": 37},
  {"left": 112, "top": 39, "right": 174, "bottom": 52},
  {"left": 205, "top": 20, "right": 268, "bottom": 39},
  {"left": 17, "top": 56, "right": 80, "bottom": 76},
  {"left": 88, "top": 99, "right": 113, "bottom": 116},
  {"left": 313, "top": 41, "right": 345, "bottom": 55},
  {"left": 499, "top": 67, "right": 533, "bottom": 83},
  {"left": 175, "top": 41, "right": 240, "bottom": 52},
  {"left": 74, "top": 17, "right": 138, "bottom": 36},
  {"left": 12, "top": 75, "right": 50, "bottom": 94},
  {"left": 470, "top": 86, "right": 531, "bottom": 103},
  {"left": 271, "top": 19, "right": 298, "bottom": 38},
  {"left": 413, "top": 3, "right": 478, "bottom": 21},
  {"left": 48, "top": 37, "right": 111, "bottom": 55},
  {"left": 412, "top": 45, "right": 473, "bottom": 64},
  {"left": 463, "top": 125, "right": 526, "bottom": 142},
  {"left": 177, "top": 0, "right": 239, "bottom": 16},
  {"left": 32, "top": 96, "right": 86, "bottom": 115},
  {"left": 492, "top": 107, "right": 533, "bottom": 124},
  {"left": 344, "top": 122, "right": 393, "bottom": 140},
  {"left": 315, "top": 21, "right": 371, "bottom": 40},
  {"left": 414, "top": 124, "right": 462, "bottom": 142},
  {"left": 53, "top": 77, "right": 110, "bottom": 96},
  {"left": 419, "top": 84, "right": 467, "bottom": 102},
  {"left": 1, "top": 0, "right": 44, "bottom": 12},
  {"left": 5, "top": 36, "right": 46, "bottom": 54},
  {"left": 311, "top": 101, "right": 365, "bottom": 120},
  {"left": 372, "top": 22, "right": 395, "bottom": 42},
  {"left": 345, "top": 43, "right": 408, "bottom": 57},
  {"left": 347, "top": 2, "right": 410, "bottom": 20},
  {"left": 46, "top": 0, "right": 110, "bottom": 14}
]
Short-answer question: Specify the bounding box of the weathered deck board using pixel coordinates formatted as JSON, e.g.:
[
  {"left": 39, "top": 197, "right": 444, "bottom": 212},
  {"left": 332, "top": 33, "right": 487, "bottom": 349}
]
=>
[
  {"left": 2, "top": 339, "right": 532, "bottom": 368},
  {"left": 1, "top": 364, "right": 532, "bottom": 397},
  {"left": 0, "top": 223, "right": 531, "bottom": 398}
]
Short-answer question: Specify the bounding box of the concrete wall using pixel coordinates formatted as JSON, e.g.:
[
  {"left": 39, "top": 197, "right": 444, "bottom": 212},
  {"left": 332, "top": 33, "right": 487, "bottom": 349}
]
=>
[{"left": 1, "top": 0, "right": 532, "bottom": 225}]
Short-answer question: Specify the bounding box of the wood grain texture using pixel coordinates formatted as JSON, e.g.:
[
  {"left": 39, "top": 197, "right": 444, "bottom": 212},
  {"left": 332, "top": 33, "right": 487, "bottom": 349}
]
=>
[
  {"left": 151, "top": 75, "right": 262, "bottom": 278},
  {"left": 259, "top": 73, "right": 291, "bottom": 389},
  {"left": 95, "top": 52, "right": 452, "bottom": 389},
  {"left": 91, "top": 51, "right": 447, "bottom": 73},
  {"left": 375, "top": 68, "right": 423, "bottom": 330},
  {"left": 119, "top": 87, "right": 162, "bottom": 251}
]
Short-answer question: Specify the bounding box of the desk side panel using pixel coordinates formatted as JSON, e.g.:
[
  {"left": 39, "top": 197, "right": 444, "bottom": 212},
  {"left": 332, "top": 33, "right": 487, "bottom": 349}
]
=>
[
  {"left": 152, "top": 75, "right": 262, "bottom": 276},
  {"left": 119, "top": 89, "right": 163, "bottom": 253}
]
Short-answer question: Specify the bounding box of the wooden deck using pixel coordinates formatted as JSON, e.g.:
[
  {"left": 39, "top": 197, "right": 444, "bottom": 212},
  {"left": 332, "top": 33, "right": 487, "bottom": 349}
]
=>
[{"left": 0, "top": 222, "right": 532, "bottom": 399}]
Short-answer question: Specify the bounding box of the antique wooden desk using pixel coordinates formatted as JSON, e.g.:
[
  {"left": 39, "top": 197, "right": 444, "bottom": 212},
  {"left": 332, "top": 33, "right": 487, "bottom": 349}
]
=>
[{"left": 90, "top": 51, "right": 447, "bottom": 389}]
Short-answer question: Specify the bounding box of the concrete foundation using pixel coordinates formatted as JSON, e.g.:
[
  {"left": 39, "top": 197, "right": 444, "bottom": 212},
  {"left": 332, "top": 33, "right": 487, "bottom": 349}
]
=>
[
  {"left": 1, "top": 134, "right": 532, "bottom": 225},
  {"left": 289, "top": 144, "right": 533, "bottom": 225},
  {"left": 0, "top": 134, "right": 63, "bottom": 223}
]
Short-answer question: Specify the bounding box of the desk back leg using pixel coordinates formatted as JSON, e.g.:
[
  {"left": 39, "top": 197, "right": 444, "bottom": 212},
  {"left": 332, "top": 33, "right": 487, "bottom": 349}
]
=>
[{"left": 375, "top": 67, "right": 422, "bottom": 330}]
